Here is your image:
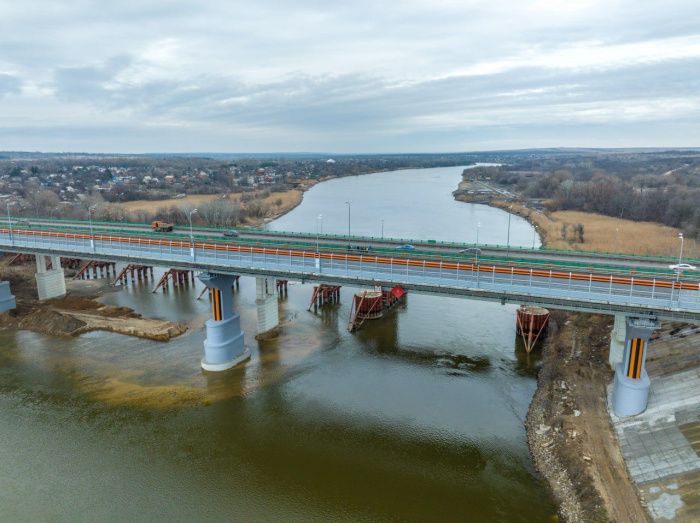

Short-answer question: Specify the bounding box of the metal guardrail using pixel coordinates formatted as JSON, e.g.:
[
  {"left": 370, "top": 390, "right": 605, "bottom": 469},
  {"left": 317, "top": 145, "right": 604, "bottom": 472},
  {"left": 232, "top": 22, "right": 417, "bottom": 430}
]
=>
[
  {"left": 2, "top": 227, "right": 699, "bottom": 323},
  {"left": 16, "top": 215, "right": 700, "bottom": 264},
  {"left": 7, "top": 221, "right": 698, "bottom": 282}
]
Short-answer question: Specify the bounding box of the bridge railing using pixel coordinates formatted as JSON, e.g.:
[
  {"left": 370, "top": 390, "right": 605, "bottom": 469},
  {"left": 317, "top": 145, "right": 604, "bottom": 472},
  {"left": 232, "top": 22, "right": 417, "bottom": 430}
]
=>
[
  {"left": 13, "top": 215, "right": 700, "bottom": 265},
  {"left": 2, "top": 222, "right": 698, "bottom": 282},
  {"left": 1, "top": 227, "right": 699, "bottom": 317}
]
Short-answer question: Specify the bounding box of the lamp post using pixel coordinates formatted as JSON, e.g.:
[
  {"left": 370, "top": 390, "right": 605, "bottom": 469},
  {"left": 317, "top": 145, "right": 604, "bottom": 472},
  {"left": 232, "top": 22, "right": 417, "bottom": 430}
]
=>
[
  {"left": 476, "top": 221, "right": 481, "bottom": 245},
  {"left": 506, "top": 206, "right": 512, "bottom": 255},
  {"left": 381, "top": 219, "right": 384, "bottom": 240},
  {"left": 315, "top": 214, "right": 322, "bottom": 270},
  {"left": 189, "top": 208, "right": 198, "bottom": 259},
  {"left": 315, "top": 214, "right": 323, "bottom": 253},
  {"left": 345, "top": 201, "right": 351, "bottom": 247},
  {"left": 6, "top": 202, "right": 14, "bottom": 244},
  {"left": 88, "top": 204, "right": 97, "bottom": 251},
  {"left": 677, "top": 232, "right": 685, "bottom": 282}
]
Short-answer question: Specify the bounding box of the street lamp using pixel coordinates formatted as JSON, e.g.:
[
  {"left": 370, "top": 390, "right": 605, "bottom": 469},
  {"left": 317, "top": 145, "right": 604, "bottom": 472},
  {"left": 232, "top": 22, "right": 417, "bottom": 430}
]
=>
[
  {"left": 677, "top": 232, "right": 685, "bottom": 282},
  {"left": 476, "top": 221, "right": 481, "bottom": 245},
  {"left": 6, "top": 202, "right": 15, "bottom": 244},
  {"left": 506, "top": 206, "right": 513, "bottom": 255},
  {"left": 88, "top": 204, "right": 97, "bottom": 251},
  {"left": 189, "top": 208, "right": 198, "bottom": 259},
  {"left": 315, "top": 213, "right": 323, "bottom": 253},
  {"left": 315, "top": 213, "right": 322, "bottom": 271},
  {"left": 381, "top": 219, "right": 384, "bottom": 240},
  {"left": 345, "top": 201, "right": 351, "bottom": 247}
]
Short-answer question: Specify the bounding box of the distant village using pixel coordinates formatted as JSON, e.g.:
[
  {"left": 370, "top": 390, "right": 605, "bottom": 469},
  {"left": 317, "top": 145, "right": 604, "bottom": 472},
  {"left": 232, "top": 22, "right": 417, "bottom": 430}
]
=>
[{"left": 0, "top": 153, "right": 484, "bottom": 217}]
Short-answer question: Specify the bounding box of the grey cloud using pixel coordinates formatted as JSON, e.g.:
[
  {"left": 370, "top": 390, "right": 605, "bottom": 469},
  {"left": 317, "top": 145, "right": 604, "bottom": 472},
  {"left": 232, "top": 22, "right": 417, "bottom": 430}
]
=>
[{"left": 0, "top": 74, "right": 21, "bottom": 96}]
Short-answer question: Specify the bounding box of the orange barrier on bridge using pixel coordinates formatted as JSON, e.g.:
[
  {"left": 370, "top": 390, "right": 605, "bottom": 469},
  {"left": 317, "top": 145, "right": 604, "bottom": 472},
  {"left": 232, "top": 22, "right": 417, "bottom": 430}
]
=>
[{"left": 3, "top": 227, "right": 700, "bottom": 293}]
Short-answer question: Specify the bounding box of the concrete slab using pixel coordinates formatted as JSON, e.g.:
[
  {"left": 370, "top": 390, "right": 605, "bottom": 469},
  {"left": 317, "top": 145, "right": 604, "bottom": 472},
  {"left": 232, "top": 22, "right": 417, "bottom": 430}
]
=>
[{"left": 609, "top": 328, "right": 700, "bottom": 522}]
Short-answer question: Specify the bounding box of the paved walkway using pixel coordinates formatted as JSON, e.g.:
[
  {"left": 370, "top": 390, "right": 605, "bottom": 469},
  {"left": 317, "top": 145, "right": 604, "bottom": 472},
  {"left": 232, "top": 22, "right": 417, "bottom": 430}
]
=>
[{"left": 609, "top": 359, "right": 700, "bottom": 520}]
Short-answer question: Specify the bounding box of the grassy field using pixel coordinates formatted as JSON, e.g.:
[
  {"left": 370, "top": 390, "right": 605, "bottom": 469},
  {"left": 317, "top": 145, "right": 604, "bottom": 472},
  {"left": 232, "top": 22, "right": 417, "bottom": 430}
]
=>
[{"left": 494, "top": 201, "right": 700, "bottom": 259}]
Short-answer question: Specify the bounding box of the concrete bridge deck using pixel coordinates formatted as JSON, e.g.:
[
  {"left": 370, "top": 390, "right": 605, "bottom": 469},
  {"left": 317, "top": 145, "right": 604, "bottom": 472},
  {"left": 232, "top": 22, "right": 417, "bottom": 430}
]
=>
[{"left": 1, "top": 222, "right": 699, "bottom": 323}]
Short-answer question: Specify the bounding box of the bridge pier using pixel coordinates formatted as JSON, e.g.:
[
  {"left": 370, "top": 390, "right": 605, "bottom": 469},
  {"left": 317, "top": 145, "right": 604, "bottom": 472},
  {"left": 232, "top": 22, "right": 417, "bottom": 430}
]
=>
[
  {"left": 256, "top": 276, "right": 279, "bottom": 334},
  {"left": 35, "top": 255, "right": 66, "bottom": 300},
  {"left": 612, "top": 317, "right": 659, "bottom": 417},
  {"left": 0, "top": 281, "right": 16, "bottom": 312},
  {"left": 197, "top": 272, "right": 249, "bottom": 372}
]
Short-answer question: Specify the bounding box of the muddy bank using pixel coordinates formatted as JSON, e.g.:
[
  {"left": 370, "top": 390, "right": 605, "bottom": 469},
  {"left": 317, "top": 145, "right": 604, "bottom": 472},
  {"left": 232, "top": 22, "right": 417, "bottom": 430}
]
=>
[
  {"left": 0, "top": 263, "right": 186, "bottom": 341},
  {"left": 527, "top": 312, "right": 650, "bottom": 522}
]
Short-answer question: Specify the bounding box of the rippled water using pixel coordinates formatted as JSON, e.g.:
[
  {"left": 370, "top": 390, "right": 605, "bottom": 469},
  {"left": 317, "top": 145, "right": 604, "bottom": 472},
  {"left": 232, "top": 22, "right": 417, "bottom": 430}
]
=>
[{"left": 0, "top": 166, "right": 556, "bottom": 521}]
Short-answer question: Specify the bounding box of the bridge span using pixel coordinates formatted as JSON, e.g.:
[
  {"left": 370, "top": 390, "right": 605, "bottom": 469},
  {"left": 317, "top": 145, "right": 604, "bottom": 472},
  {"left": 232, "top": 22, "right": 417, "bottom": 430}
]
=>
[{"left": 0, "top": 220, "right": 699, "bottom": 416}]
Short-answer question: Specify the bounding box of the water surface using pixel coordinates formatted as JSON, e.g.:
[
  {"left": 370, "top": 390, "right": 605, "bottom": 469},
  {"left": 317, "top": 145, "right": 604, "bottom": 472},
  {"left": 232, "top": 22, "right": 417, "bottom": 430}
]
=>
[{"left": 0, "top": 166, "right": 554, "bottom": 521}]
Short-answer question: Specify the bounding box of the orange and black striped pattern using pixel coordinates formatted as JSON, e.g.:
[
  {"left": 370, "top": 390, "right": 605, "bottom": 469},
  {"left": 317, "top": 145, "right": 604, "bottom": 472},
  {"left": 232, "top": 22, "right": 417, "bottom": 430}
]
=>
[
  {"left": 626, "top": 338, "right": 645, "bottom": 379},
  {"left": 211, "top": 288, "right": 223, "bottom": 321}
]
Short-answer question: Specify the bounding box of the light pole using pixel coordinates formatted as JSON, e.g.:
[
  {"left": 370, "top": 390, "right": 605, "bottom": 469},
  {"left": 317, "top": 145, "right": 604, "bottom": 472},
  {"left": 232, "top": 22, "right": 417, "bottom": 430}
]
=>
[
  {"left": 506, "top": 206, "right": 512, "bottom": 255},
  {"left": 381, "top": 219, "right": 384, "bottom": 240},
  {"left": 345, "top": 201, "right": 351, "bottom": 247},
  {"left": 677, "top": 232, "right": 685, "bottom": 282},
  {"left": 88, "top": 204, "right": 97, "bottom": 251},
  {"left": 315, "top": 214, "right": 323, "bottom": 253},
  {"left": 315, "top": 214, "right": 322, "bottom": 270},
  {"left": 6, "top": 202, "right": 14, "bottom": 244},
  {"left": 476, "top": 221, "right": 481, "bottom": 245},
  {"left": 532, "top": 225, "right": 537, "bottom": 250},
  {"left": 189, "top": 208, "right": 198, "bottom": 259}
]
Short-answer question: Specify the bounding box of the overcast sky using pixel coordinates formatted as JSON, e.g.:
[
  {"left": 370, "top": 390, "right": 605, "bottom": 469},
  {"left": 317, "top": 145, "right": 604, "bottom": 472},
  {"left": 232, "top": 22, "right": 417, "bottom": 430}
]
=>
[{"left": 0, "top": 0, "right": 699, "bottom": 153}]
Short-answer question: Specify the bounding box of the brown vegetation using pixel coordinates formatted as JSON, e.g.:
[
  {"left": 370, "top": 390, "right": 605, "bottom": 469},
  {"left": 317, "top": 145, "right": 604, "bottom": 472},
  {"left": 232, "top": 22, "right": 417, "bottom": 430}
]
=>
[{"left": 490, "top": 200, "right": 700, "bottom": 258}]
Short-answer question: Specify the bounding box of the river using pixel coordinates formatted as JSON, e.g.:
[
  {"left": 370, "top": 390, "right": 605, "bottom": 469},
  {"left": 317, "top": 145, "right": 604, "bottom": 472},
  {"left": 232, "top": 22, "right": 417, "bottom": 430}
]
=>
[{"left": 0, "top": 166, "right": 556, "bottom": 521}]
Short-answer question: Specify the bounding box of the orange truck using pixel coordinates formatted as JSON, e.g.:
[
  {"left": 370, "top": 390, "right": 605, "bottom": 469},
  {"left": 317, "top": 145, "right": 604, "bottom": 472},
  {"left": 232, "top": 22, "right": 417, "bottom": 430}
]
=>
[{"left": 151, "top": 220, "right": 174, "bottom": 232}]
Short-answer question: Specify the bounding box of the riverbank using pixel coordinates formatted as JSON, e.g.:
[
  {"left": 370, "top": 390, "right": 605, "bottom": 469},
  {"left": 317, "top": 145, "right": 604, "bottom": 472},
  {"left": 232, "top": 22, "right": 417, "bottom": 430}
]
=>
[
  {"left": 0, "top": 263, "right": 187, "bottom": 341},
  {"left": 527, "top": 312, "right": 650, "bottom": 522}
]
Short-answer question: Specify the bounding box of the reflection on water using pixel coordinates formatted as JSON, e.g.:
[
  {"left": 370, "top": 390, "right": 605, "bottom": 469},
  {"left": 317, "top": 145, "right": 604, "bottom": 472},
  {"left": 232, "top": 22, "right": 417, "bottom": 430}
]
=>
[{"left": 0, "top": 166, "right": 556, "bottom": 521}]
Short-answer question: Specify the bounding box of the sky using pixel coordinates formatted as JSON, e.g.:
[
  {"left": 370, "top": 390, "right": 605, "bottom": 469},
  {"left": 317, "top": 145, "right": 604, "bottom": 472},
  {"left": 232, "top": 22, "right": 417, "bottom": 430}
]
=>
[{"left": 0, "top": 0, "right": 699, "bottom": 153}]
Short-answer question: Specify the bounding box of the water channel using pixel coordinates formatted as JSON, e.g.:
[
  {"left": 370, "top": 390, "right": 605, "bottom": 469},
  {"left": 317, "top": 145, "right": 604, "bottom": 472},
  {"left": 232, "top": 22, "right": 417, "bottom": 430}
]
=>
[{"left": 0, "top": 166, "right": 556, "bottom": 521}]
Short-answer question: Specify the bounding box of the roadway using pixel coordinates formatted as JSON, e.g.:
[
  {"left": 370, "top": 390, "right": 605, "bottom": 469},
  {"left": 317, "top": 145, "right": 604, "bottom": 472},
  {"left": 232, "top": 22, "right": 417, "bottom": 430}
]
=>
[
  {"left": 1, "top": 223, "right": 699, "bottom": 323},
  {"left": 13, "top": 217, "right": 697, "bottom": 277}
]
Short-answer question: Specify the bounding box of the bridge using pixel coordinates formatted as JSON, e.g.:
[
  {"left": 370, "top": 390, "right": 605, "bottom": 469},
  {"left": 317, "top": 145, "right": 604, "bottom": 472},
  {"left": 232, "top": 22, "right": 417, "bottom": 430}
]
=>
[{"left": 0, "top": 218, "right": 699, "bottom": 417}]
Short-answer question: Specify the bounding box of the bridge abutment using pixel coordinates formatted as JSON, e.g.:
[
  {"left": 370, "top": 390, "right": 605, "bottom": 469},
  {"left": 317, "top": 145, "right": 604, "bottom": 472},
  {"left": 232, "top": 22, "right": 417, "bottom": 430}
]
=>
[
  {"left": 0, "top": 281, "right": 16, "bottom": 312},
  {"left": 35, "top": 255, "right": 66, "bottom": 301},
  {"left": 612, "top": 317, "right": 659, "bottom": 416},
  {"left": 608, "top": 313, "right": 627, "bottom": 369},
  {"left": 198, "top": 272, "right": 249, "bottom": 372},
  {"left": 256, "top": 276, "right": 279, "bottom": 334}
]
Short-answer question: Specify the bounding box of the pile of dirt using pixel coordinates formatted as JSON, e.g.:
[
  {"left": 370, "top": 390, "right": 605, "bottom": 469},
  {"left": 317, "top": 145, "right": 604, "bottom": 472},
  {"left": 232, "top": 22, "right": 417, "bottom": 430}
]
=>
[
  {"left": 527, "top": 312, "right": 650, "bottom": 523},
  {"left": 18, "top": 309, "right": 87, "bottom": 336}
]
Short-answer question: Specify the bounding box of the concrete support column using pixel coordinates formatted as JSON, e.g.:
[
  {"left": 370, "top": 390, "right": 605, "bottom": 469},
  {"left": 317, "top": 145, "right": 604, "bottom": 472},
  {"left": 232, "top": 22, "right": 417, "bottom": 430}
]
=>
[
  {"left": 198, "top": 272, "right": 249, "bottom": 371},
  {"left": 0, "top": 281, "right": 16, "bottom": 312},
  {"left": 609, "top": 313, "right": 627, "bottom": 369},
  {"left": 612, "top": 317, "right": 659, "bottom": 416},
  {"left": 255, "top": 276, "right": 279, "bottom": 334},
  {"left": 35, "top": 255, "right": 66, "bottom": 301}
]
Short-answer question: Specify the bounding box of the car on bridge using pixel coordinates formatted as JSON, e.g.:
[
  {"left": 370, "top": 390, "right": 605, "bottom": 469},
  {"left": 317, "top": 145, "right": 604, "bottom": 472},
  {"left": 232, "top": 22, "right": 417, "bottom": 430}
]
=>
[
  {"left": 397, "top": 244, "right": 416, "bottom": 251},
  {"left": 223, "top": 229, "right": 239, "bottom": 238},
  {"left": 669, "top": 263, "right": 697, "bottom": 272}
]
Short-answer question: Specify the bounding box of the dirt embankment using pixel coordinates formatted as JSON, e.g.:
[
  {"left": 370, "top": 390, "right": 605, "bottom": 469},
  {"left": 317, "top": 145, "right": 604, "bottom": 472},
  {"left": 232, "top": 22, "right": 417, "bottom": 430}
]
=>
[
  {"left": 0, "top": 264, "right": 186, "bottom": 341},
  {"left": 527, "top": 312, "right": 650, "bottom": 523}
]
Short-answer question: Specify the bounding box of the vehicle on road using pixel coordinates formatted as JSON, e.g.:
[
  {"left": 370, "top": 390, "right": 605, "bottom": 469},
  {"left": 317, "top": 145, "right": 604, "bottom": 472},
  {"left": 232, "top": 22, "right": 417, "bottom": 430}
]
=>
[
  {"left": 151, "top": 220, "right": 174, "bottom": 232},
  {"left": 459, "top": 247, "right": 482, "bottom": 255},
  {"left": 223, "top": 229, "right": 239, "bottom": 238},
  {"left": 669, "top": 263, "right": 697, "bottom": 271},
  {"left": 397, "top": 244, "right": 416, "bottom": 251}
]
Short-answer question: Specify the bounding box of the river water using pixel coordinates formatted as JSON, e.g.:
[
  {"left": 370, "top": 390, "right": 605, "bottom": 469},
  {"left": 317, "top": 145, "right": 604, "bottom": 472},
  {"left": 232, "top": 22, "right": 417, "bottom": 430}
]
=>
[{"left": 0, "top": 166, "right": 556, "bottom": 521}]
